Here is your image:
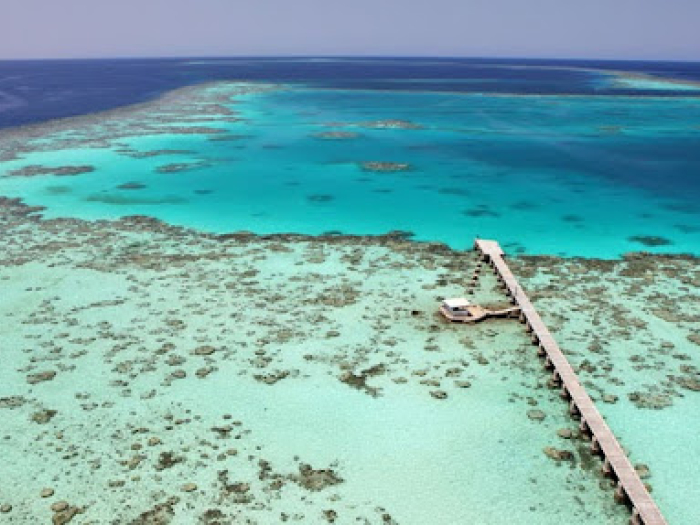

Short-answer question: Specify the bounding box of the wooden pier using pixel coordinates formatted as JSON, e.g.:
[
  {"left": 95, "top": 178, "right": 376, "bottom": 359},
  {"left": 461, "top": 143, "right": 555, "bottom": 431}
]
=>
[{"left": 474, "top": 239, "right": 667, "bottom": 525}]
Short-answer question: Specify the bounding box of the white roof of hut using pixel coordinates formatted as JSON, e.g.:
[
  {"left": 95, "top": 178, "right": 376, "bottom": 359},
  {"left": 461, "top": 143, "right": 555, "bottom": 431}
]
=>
[{"left": 443, "top": 298, "right": 471, "bottom": 309}]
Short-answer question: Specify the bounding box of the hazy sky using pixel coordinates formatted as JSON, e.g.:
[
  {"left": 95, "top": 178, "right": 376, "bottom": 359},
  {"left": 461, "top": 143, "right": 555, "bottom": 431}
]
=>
[{"left": 1, "top": 0, "right": 698, "bottom": 61}]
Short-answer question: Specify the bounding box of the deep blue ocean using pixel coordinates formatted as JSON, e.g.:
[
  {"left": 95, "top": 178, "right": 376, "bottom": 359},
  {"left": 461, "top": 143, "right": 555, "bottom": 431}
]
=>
[{"left": 2, "top": 57, "right": 700, "bottom": 129}]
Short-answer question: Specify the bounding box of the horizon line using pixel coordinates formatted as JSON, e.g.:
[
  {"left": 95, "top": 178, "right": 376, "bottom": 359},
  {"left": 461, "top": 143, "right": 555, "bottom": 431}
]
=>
[{"left": 1, "top": 54, "right": 699, "bottom": 65}]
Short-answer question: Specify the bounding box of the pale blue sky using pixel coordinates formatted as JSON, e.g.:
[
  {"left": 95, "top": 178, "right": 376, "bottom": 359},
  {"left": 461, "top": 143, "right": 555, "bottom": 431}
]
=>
[{"left": 1, "top": 0, "right": 698, "bottom": 60}]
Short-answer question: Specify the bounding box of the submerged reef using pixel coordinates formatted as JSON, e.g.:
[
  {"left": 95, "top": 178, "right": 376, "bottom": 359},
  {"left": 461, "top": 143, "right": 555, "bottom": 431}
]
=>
[
  {"left": 0, "top": 82, "right": 277, "bottom": 163},
  {"left": 85, "top": 193, "right": 187, "bottom": 205},
  {"left": 510, "top": 253, "right": 700, "bottom": 410},
  {"left": 116, "top": 182, "right": 147, "bottom": 190},
  {"left": 0, "top": 197, "right": 696, "bottom": 523},
  {"left": 4, "top": 165, "right": 95, "bottom": 178},
  {"left": 628, "top": 235, "right": 673, "bottom": 247},
  {"left": 311, "top": 131, "right": 361, "bottom": 140},
  {"left": 155, "top": 161, "right": 211, "bottom": 174},
  {"left": 462, "top": 206, "right": 501, "bottom": 218},
  {"left": 0, "top": 197, "right": 486, "bottom": 524},
  {"left": 358, "top": 119, "right": 424, "bottom": 130},
  {"left": 306, "top": 194, "right": 335, "bottom": 203},
  {"left": 359, "top": 161, "right": 412, "bottom": 173},
  {"left": 115, "top": 148, "right": 194, "bottom": 159}
]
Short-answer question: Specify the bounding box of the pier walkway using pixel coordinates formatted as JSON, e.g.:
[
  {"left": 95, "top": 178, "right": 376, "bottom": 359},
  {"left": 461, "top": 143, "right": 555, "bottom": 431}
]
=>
[{"left": 474, "top": 240, "right": 667, "bottom": 525}]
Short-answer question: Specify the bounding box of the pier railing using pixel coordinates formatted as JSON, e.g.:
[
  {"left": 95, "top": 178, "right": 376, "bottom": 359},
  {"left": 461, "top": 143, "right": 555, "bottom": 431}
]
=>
[{"left": 474, "top": 239, "right": 667, "bottom": 525}]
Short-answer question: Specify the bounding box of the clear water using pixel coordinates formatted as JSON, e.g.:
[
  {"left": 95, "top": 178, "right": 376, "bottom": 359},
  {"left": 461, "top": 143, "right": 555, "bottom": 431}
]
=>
[
  {"left": 2, "top": 78, "right": 700, "bottom": 257},
  {"left": 0, "top": 225, "right": 632, "bottom": 524},
  {"left": 1, "top": 58, "right": 699, "bottom": 524}
]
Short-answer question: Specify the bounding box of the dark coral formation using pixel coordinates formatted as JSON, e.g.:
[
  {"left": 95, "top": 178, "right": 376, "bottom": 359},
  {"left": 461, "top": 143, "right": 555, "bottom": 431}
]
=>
[
  {"left": 117, "top": 182, "right": 147, "bottom": 190},
  {"left": 5, "top": 165, "right": 95, "bottom": 178},
  {"left": 85, "top": 194, "right": 187, "bottom": 205},
  {"left": 307, "top": 194, "right": 335, "bottom": 203},
  {"left": 311, "top": 131, "right": 361, "bottom": 140},
  {"left": 338, "top": 364, "right": 386, "bottom": 397},
  {"left": 462, "top": 207, "right": 500, "bottom": 218},
  {"left": 118, "top": 149, "right": 193, "bottom": 158},
  {"left": 628, "top": 235, "right": 673, "bottom": 247},
  {"left": 155, "top": 161, "right": 210, "bottom": 174},
  {"left": 291, "top": 464, "right": 343, "bottom": 491},
  {"left": 359, "top": 161, "right": 412, "bottom": 173},
  {"left": 358, "top": 119, "right": 423, "bottom": 130}
]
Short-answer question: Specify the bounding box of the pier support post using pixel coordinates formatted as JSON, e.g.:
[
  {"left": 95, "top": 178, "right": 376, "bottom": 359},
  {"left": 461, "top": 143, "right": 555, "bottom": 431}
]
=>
[
  {"left": 614, "top": 481, "right": 629, "bottom": 504},
  {"left": 569, "top": 400, "right": 580, "bottom": 418},
  {"left": 601, "top": 457, "right": 613, "bottom": 477},
  {"left": 630, "top": 508, "right": 643, "bottom": 525},
  {"left": 591, "top": 436, "right": 602, "bottom": 455},
  {"left": 579, "top": 419, "right": 591, "bottom": 438},
  {"left": 551, "top": 370, "right": 561, "bottom": 385}
]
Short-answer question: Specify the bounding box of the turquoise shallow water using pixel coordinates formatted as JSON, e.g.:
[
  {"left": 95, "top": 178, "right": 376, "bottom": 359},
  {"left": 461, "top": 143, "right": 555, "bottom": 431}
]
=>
[
  {"left": 0, "top": 220, "right": 633, "bottom": 524},
  {"left": 1, "top": 82, "right": 699, "bottom": 257}
]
